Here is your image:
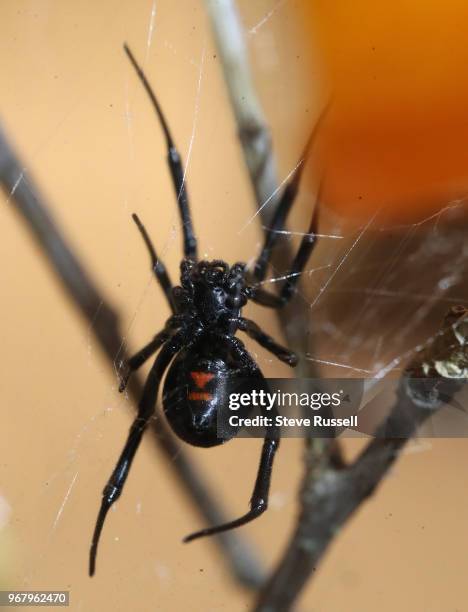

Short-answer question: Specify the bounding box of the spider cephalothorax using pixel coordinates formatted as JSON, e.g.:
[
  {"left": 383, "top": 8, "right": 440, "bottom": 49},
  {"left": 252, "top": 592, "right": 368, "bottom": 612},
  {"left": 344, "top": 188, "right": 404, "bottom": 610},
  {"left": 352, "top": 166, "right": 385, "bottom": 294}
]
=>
[
  {"left": 89, "top": 44, "right": 320, "bottom": 576},
  {"left": 176, "top": 260, "right": 248, "bottom": 324}
]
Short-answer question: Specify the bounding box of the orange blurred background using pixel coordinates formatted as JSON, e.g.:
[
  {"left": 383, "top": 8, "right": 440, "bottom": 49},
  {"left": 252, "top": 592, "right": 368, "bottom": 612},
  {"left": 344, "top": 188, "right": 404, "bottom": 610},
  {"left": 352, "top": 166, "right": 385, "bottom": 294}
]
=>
[{"left": 301, "top": 1, "right": 468, "bottom": 222}]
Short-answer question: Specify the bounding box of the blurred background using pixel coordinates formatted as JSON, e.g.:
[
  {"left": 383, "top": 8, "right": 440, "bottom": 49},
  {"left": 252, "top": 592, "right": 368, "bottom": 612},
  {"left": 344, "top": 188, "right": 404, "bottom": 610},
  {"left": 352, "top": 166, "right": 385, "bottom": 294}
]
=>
[{"left": 1, "top": 1, "right": 468, "bottom": 611}]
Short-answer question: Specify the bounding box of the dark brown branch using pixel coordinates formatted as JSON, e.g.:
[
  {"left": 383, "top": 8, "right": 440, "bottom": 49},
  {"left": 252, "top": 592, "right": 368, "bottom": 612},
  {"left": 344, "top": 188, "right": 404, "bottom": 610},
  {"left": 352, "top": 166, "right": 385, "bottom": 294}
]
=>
[
  {"left": 255, "top": 306, "right": 468, "bottom": 610},
  {"left": 0, "top": 123, "right": 264, "bottom": 589}
]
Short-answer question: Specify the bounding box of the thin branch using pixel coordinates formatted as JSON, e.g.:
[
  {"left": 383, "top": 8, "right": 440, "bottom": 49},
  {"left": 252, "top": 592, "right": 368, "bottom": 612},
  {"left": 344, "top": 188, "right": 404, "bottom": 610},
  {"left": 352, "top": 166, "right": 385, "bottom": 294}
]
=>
[
  {"left": 203, "top": 0, "right": 280, "bottom": 225},
  {"left": 0, "top": 122, "right": 264, "bottom": 589},
  {"left": 255, "top": 306, "right": 468, "bottom": 610}
]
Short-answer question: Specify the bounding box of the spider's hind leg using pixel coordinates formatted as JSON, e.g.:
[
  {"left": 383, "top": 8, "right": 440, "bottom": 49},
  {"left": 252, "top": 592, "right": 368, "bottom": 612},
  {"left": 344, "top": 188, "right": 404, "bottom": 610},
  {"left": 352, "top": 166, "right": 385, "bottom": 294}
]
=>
[
  {"left": 90, "top": 331, "right": 188, "bottom": 576},
  {"left": 183, "top": 434, "right": 279, "bottom": 543},
  {"left": 183, "top": 337, "right": 280, "bottom": 543}
]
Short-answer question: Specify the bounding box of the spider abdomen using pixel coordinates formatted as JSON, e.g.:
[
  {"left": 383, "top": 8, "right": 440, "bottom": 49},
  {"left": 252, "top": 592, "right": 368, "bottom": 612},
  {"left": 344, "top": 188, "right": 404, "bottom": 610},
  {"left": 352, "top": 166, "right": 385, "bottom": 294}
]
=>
[{"left": 162, "top": 336, "right": 250, "bottom": 448}]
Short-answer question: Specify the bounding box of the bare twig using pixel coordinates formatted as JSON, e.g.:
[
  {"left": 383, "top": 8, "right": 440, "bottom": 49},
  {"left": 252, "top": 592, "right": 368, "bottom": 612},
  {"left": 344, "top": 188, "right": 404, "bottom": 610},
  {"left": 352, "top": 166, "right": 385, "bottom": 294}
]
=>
[
  {"left": 0, "top": 123, "right": 264, "bottom": 588},
  {"left": 255, "top": 306, "right": 468, "bottom": 610},
  {"left": 203, "top": 0, "right": 280, "bottom": 225}
]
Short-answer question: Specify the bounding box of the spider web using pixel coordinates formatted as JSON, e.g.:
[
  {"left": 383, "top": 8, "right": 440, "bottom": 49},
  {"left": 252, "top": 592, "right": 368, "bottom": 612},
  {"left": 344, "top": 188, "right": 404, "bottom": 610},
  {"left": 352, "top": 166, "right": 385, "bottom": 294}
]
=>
[{"left": 1, "top": 2, "right": 468, "bottom": 611}]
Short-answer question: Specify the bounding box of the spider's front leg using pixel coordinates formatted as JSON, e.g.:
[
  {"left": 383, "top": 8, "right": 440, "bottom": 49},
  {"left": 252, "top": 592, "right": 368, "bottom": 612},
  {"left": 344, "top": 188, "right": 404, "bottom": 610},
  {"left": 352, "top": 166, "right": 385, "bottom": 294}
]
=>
[
  {"left": 249, "top": 199, "right": 320, "bottom": 308},
  {"left": 124, "top": 45, "right": 198, "bottom": 260},
  {"left": 183, "top": 336, "right": 280, "bottom": 542},
  {"left": 249, "top": 117, "right": 326, "bottom": 308}
]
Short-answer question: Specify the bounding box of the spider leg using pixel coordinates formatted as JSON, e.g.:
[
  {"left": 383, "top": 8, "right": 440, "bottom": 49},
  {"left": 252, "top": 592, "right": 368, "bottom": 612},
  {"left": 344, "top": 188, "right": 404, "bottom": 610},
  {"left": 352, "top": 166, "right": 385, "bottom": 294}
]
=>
[
  {"left": 132, "top": 213, "right": 176, "bottom": 312},
  {"left": 124, "top": 44, "right": 197, "bottom": 260},
  {"left": 183, "top": 337, "right": 280, "bottom": 542},
  {"left": 89, "top": 332, "right": 186, "bottom": 576},
  {"left": 184, "top": 436, "right": 279, "bottom": 543},
  {"left": 118, "top": 328, "right": 174, "bottom": 392},
  {"left": 278, "top": 199, "right": 320, "bottom": 303},
  {"left": 252, "top": 107, "right": 328, "bottom": 283},
  {"left": 249, "top": 197, "right": 320, "bottom": 308},
  {"left": 247, "top": 287, "right": 283, "bottom": 308},
  {"left": 252, "top": 151, "right": 308, "bottom": 283},
  {"left": 237, "top": 318, "right": 297, "bottom": 366}
]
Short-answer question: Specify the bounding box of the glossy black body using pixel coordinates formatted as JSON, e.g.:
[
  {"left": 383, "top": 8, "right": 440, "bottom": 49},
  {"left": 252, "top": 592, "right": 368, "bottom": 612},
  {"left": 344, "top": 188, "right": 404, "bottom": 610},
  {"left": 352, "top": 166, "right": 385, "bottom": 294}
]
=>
[
  {"left": 160, "top": 259, "right": 261, "bottom": 446},
  {"left": 163, "top": 338, "right": 247, "bottom": 447}
]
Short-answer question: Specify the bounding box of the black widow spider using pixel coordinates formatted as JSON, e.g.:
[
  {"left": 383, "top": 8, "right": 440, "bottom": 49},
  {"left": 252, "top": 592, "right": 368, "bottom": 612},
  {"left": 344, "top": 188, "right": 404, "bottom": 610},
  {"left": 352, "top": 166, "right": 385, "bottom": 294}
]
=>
[{"left": 89, "top": 44, "right": 321, "bottom": 576}]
